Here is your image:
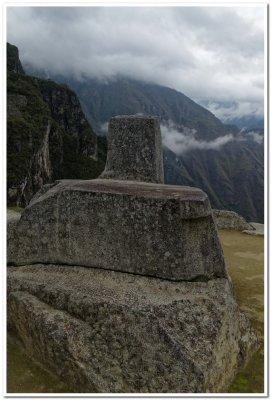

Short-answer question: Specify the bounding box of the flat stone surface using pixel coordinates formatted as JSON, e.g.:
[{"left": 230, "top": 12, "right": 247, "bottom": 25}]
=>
[
  {"left": 31, "top": 179, "right": 210, "bottom": 212},
  {"left": 8, "top": 179, "right": 227, "bottom": 281},
  {"left": 100, "top": 115, "right": 164, "bottom": 183},
  {"left": 7, "top": 264, "right": 258, "bottom": 393}
]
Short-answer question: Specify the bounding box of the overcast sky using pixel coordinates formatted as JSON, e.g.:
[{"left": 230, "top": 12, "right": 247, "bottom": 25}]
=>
[{"left": 6, "top": 6, "right": 265, "bottom": 122}]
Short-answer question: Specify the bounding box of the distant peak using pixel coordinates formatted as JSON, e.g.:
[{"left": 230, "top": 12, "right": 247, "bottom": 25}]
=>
[{"left": 7, "top": 42, "right": 25, "bottom": 74}]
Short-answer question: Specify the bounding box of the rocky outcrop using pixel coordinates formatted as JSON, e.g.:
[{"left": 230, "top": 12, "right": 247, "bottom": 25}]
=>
[
  {"left": 7, "top": 43, "right": 25, "bottom": 74},
  {"left": 7, "top": 264, "right": 258, "bottom": 393},
  {"left": 213, "top": 209, "right": 254, "bottom": 231},
  {"left": 7, "top": 116, "right": 258, "bottom": 393},
  {"left": 7, "top": 43, "right": 99, "bottom": 207},
  {"left": 37, "top": 79, "right": 97, "bottom": 160}
]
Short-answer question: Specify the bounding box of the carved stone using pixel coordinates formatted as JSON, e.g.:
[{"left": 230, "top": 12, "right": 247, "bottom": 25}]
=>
[{"left": 100, "top": 115, "right": 164, "bottom": 183}]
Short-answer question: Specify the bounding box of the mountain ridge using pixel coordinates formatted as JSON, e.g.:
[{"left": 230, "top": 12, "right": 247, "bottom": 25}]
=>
[{"left": 7, "top": 43, "right": 104, "bottom": 206}]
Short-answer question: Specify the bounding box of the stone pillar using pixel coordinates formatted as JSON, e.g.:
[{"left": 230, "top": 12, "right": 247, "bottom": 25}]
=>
[{"left": 100, "top": 115, "right": 164, "bottom": 184}]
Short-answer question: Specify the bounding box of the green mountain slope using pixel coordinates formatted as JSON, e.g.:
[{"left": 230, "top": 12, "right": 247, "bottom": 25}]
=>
[{"left": 7, "top": 43, "right": 105, "bottom": 207}]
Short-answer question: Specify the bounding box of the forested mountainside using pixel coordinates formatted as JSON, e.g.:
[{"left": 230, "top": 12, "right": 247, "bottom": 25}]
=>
[{"left": 7, "top": 43, "right": 105, "bottom": 207}]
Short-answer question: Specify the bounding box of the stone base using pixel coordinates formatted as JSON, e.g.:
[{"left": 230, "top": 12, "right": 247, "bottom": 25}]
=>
[
  {"left": 7, "top": 264, "right": 258, "bottom": 393},
  {"left": 8, "top": 179, "right": 227, "bottom": 282}
]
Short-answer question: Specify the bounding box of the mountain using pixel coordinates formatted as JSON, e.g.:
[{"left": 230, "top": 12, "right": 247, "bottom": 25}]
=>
[
  {"left": 164, "top": 140, "right": 264, "bottom": 223},
  {"left": 22, "top": 66, "right": 264, "bottom": 223},
  {"left": 197, "top": 100, "right": 264, "bottom": 130},
  {"left": 65, "top": 78, "right": 239, "bottom": 140},
  {"left": 222, "top": 116, "right": 264, "bottom": 130},
  {"left": 62, "top": 78, "right": 263, "bottom": 223},
  {"left": 7, "top": 43, "right": 105, "bottom": 207}
]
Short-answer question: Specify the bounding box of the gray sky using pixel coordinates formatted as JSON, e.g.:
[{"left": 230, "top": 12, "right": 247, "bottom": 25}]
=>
[{"left": 6, "top": 6, "right": 265, "bottom": 122}]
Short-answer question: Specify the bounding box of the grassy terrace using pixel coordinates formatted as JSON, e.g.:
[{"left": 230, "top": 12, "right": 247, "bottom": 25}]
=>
[{"left": 7, "top": 229, "right": 264, "bottom": 393}]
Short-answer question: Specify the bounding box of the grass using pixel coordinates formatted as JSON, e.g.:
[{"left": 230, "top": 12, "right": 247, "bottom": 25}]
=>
[
  {"left": 7, "top": 334, "right": 72, "bottom": 393},
  {"left": 219, "top": 230, "right": 264, "bottom": 393},
  {"left": 6, "top": 229, "right": 264, "bottom": 393}
]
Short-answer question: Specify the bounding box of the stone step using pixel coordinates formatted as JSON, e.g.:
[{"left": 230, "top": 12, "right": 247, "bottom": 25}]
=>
[{"left": 7, "top": 264, "right": 258, "bottom": 393}]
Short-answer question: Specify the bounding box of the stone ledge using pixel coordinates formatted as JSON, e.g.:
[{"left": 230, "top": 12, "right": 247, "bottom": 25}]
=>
[
  {"left": 30, "top": 179, "right": 210, "bottom": 214},
  {"left": 7, "top": 264, "right": 258, "bottom": 393}
]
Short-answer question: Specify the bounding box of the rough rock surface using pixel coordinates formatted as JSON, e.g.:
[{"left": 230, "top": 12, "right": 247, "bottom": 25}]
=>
[
  {"left": 7, "top": 178, "right": 227, "bottom": 282},
  {"left": 7, "top": 113, "right": 258, "bottom": 394},
  {"left": 7, "top": 264, "right": 258, "bottom": 393},
  {"left": 213, "top": 209, "right": 253, "bottom": 231},
  {"left": 100, "top": 116, "right": 164, "bottom": 183}
]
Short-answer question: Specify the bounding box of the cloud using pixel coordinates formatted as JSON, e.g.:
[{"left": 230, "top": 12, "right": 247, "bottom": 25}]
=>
[
  {"left": 98, "top": 121, "right": 109, "bottom": 136},
  {"left": 6, "top": 6, "right": 265, "bottom": 121},
  {"left": 246, "top": 131, "right": 264, "bottom": 144},
  {"left": 161, "top": 122, "right": 235, "bottom": 155},
  {"left": 161, "top": 120, "right": 264, "bottom": 154},
  {"left": 202, "top": 100, "right": 264, "bottom": 122}
]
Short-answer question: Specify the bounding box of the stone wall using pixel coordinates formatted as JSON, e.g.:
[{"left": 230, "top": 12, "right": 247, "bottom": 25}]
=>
[{"left": 7, "top": 264, "right": 258, "bottom": 393}]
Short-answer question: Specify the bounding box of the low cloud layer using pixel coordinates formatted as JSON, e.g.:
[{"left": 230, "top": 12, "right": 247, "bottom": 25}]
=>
[
  {"left": 7, "top": 6, "right": 265, "bottom": 121},
  {"left": 161, "top": 123, "right": 235, "bottom": 155},
  {"left": 161, "top": 122, "right": 263, "bottom": 155},
  {"left": 246, "top": 131, "right": 264, "bottom": 144},
  {"left": 203, "top": 100, "right": 264, "bottom": 123}
]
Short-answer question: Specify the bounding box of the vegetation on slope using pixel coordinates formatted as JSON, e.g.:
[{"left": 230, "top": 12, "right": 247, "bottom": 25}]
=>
[
  {"left": 7, "top": 43, "right": 105, "bottom": 207},
  {"left": 7, "top": 72, "right": 50, "bottom": 191}
]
